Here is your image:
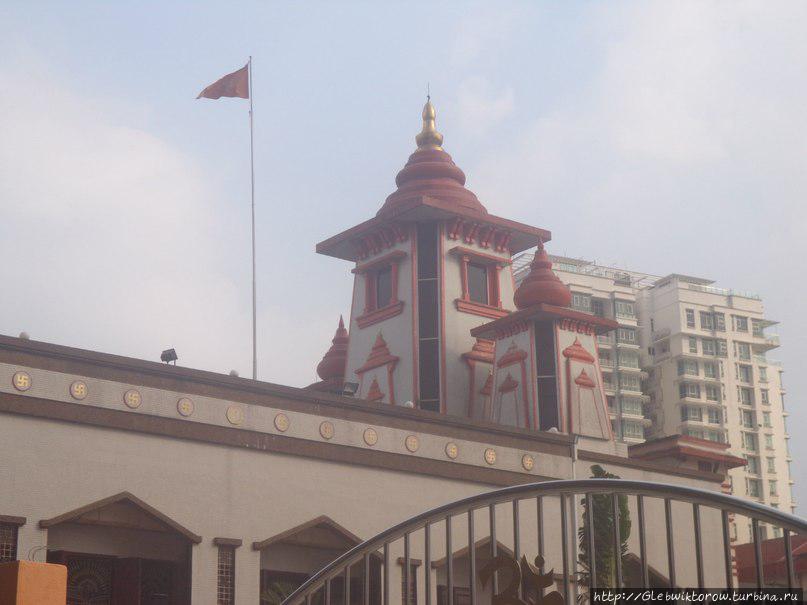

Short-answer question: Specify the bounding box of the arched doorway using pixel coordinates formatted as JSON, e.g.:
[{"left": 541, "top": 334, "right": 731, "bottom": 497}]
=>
[{"left": 40, "top": 492, "right": 200, "bottom": 605}]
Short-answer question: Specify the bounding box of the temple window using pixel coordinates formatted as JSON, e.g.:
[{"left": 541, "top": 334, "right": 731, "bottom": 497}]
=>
[
  {"left": 375, "top": 265, "right": 393, "bottom": 308},
  {"left": 450, "top": 245, "right": 509, "bottom": 319},
  {"left": 467, "top": 262, "right": 489, "bottom": 304},
  {"left": 353, "top": 250, "right": 406, "bottom": 328}
]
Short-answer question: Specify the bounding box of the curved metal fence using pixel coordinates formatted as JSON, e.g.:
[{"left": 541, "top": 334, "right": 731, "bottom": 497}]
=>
[{"left": 282, "top": 479, "right": 807, "bottom": 605}]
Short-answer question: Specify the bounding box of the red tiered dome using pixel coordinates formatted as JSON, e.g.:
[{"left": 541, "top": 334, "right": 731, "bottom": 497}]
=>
[
  {"left": 513, "top": 242, "right": 572, "bottom": 309},
  {"left": 376, "top": 100, "right": 487, "bottom": 219},
  {"left": 316, "top": 316, "right": 349, "bottom": 381}
]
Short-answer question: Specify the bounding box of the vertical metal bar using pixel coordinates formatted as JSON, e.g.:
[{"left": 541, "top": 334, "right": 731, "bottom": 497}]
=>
[
  {"left": 513, "top": 500, "right": 521, "bottom": 560},
  {"left": 783, "top": 529, "right": 795, "bottom": 589},
  {"left": 692, "top": 504, "right": 704, "bottom": 589},
  {"left": 305, "top": 593, "right": 312, "bottom": 605},
  {"left": 384, "top": 543, "right": 390, "bottom": 605},
  {"left": 489, "top": 503, "right": 498, "bottom": 595},
  {"left": 325, "top": 578, "right": 332, "bottom": 605},
  {"left": 611, "top": 493, "right": 622, "bottom": 589},
  {"left": 446, "top": 516, "right": 454, "bottom": 605},
  {"left": 536, "top": 496, "right": 544, "bottom": 598},
  {"left": 637, "top": 495, "right": 648, "bottom": 588},
  {"left": 345, "top": 564, "right": 351, "bottom": 605},
  {"left": 560, "top": 493, "right": 571, "bottom": 605},
  {"left": 468, "top": 509, "right": 477, "bottom": 605},
  {"left": 513, "top": 500, "right": 521, "bottom": 599},
  {"left": 404, "top": 532, "right": 411, "bottom": 605},
  {"left": 585, "top": 493, "right": 596, "bottom": 594},
  {"left": 752, "top": 519, "right": 764, "bottom": 589},
  {"left": 721, "top": 510, "right": 733, "bottom": 589},
  {"left": 570, "top": 494, "right": 580, "bottom": 605},
  {"left": 363, "top": 553, "right": 370, "bottom": 605},
  {"left": 664, "top": 498, "right": 676, "bottom": 589},
  {"left": 425, "top": 522, "right": 432, "bottom": 605}
]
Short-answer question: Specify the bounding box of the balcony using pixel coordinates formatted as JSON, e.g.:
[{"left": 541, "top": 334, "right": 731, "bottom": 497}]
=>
[
  {"left": 597, "top": 334, "right": 614, "bottom": 347},
  {"left": 752, "top": 334, "right": 780, "bottom": 352}
]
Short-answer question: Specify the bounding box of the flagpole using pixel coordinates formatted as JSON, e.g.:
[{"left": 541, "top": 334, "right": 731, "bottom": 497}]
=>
[{"left": 248, "top": 56, "right": 257, "bottom": 380}]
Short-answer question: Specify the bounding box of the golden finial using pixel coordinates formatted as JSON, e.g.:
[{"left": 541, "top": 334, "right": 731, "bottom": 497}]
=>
[{"left": 415, "top": 96, "right": 444, "bottom": 151}]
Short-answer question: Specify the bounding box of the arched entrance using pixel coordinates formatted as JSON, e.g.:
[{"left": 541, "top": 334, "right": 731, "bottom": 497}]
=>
[
  {"left": 254, "top": 516, "right": 380, "bottom": 605},
  {"left": 40, "top": 491, "right": 200, "bottom": 605}
]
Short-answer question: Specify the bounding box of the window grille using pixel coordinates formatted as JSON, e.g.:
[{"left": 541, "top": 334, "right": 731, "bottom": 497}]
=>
[
  {"left": 0, "top": 523, "right": 17, "bottom": 563},
  {"left": 217, "top": 546, "right": 236, "bottom": 605}
]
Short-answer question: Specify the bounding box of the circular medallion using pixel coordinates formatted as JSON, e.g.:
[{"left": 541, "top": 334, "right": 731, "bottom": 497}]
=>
[
  {"left": 123, "top": 389, "right": 142, "bottom": 409},
  {"left": 177, "top": 397, "right": 194, "bottom": 417},
  {"left": 405, "top": 435, "right": 420, "bottom": 453},
  {"left": 484, "top": 448, "right": 497, "bottom": 465},
  {"left": 522, "top": 454, "right": 535, "bottom": 471},
  {"left": 12, "top": 371, "right": 31, "bottom": 392},
  {"left": 274, "top": 413, "right": 290, "bottom": 432},
  {"left": 319, "top": 421, "right": 335, "bottom": 440},
  {"left": 70, "top": 380, "right": 88, "bottom": 400},
  {"left": 445, "top": 442, "right": 459, "bottom": 460},
  {"left": 363, "top": 428, "right": 378, "bottom": 446},
  {"left": 226, "top": 405, "right": 244, "bottom": 425}
]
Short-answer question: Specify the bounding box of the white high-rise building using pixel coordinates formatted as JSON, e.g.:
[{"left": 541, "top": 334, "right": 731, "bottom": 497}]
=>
[{"left": 514, "top": 253, "right": 795, "bottom": 538}]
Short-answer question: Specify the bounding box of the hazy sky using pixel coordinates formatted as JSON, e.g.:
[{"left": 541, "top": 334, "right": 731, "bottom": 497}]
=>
[{"left": 1, "top": 2, "right": 805, "bottom": 504}]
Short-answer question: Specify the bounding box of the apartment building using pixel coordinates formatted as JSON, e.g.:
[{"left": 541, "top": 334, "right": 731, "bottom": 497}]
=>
[{"left": 513, "top": 254, "right": 795, "bottom": 535}]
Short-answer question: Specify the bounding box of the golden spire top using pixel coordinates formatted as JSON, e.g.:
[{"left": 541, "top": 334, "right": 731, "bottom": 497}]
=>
[{"left": 415, "top": 96, "right": 444, "bottom": 151}]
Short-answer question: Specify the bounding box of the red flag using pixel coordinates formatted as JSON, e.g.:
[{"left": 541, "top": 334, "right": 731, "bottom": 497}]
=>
[{"left": 197, "top": 64, "right": 249, "bottom": 99}]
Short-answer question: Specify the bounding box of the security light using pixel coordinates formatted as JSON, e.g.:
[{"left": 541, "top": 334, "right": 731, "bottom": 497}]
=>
[{"left": 161, "top": 348, "right": 178, "bottom": 365}]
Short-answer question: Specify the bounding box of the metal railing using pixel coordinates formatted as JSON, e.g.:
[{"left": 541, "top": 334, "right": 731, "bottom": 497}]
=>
[{"left": 282, "top": 479, "right": 807, "bottom": 605}]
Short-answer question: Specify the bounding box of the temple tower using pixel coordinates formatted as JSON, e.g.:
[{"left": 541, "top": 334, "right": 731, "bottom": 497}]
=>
[
  {"left": 472, "top": 243, "right": 619, "bottom": 441},
  {"left": 315, "top": 100, "right": 548, "bottom": 414}
]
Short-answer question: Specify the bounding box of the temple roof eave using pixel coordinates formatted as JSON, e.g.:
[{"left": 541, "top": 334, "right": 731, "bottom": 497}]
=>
[
  {"left": 471, "top": 303, "right": 620, "bottom": 339},
  {"left": 316, "top": 196, "right": 551, "bottom": 262}
]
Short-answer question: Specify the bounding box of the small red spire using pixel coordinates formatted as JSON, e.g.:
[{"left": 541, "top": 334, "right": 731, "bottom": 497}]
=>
[
  {"left": 316, "top": 316, "right": 349, "bottom": 381},
  {"left": 366, "top": 376, "right": 385, "bottom": 402},
  {"left": 513, "top": 241, "right": 572, "bottom": 309}
]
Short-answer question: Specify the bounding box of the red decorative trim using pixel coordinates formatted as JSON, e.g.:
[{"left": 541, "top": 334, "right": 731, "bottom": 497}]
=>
[
  {"left": 448, "top": 246, "right": 511, "bottom": 266},
  {"left": 497, "top": 341, "right": 528, "bottom": 367},
  {"left": 355, "top": 333, "right": 399, "bottom": 374},
  {"left": 559, "top": 318, "right": 595, "bottom": 335},
  {"left": 463, "top": 223, "right": 480, "bottom": 244},
  {"left": 499, "top": 373, "right": 519, "bottom": 393},
  {"left": 471, "top": 303, "right": 619, "bottom": 340},
  {"left": 462, "top": 338, "right": 496, "bottom": 364},
  {"left": 348, "top": 224, "right": 410, "bottom": 261},
  {"left": 463, "top": 338, "right": 495, "bottom": 419},
  {"left": 479, "top": 226, "right": 496, "bottom": 249},
  {"left": 447, "top": 217, "right": 463, "bottom": 240},
  {"left": 562, "top": 338, "right": 595, "bottom": 363},
  {"left": 316, "top": 201, "right": 549, "bottom": 262},
  {"left": 351, "top": 250, "right": 407, "bottom": 274},
  {"left": 494, "top": 231, "right": 511, "bottom": 253},
  {"left": 455, "top": 299, "right": 509, "bottom": 319},
  {"left": 356, "top": 301, "right": 405, "bottom": 328},
  {"left": 480, "top": 371, "right": 493, "bottom": 396},
  {"left": 366, "top": 377, "right": 384, "bottom": 402},
  {"left": 453, "top": 247, "right": 506, "bottom": 319},
  {"left": 575, "top": 369, "right": 596, "bottom": 388}
]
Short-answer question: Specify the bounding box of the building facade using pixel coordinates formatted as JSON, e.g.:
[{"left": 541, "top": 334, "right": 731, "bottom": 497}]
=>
[
  {"left": 0, "top": 102, "right": 756, "bottom": 603},
  {"left": 514, "top": 254, "right": 794, "bottom": 540}
]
